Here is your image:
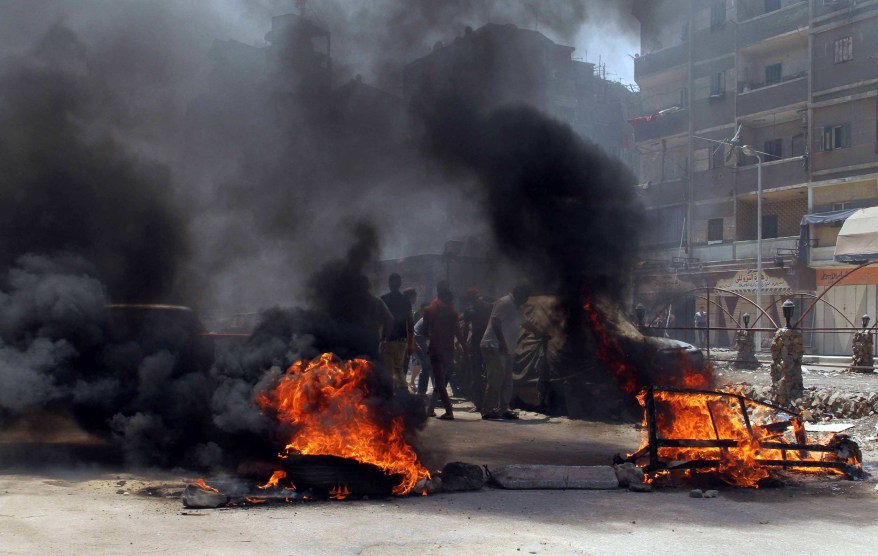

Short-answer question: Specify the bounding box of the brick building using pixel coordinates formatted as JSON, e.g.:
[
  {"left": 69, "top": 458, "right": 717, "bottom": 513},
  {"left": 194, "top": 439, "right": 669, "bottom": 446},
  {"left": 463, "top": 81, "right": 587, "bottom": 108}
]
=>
[{"left": 631, "top": 1, "right": 878, "bottom": 353}]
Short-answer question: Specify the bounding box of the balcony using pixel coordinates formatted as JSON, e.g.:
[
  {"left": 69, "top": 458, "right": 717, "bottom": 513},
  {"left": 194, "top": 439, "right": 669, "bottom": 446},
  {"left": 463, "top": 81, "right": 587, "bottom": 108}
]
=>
[
  {"left": 690, "top": 242, "right": 735, "bottom": 263},
  {"left": 736, "top": 157, "right": 808, "bottom": 195},
  {"left": 638, "top": 178, "right": 688, "bottom": 208},
  {"left": 733, "top": 236, "right": 799, "bottom": 259},
  {"left": 634, "top": 43, "right": 688, "bottom": 80},
  {"left": 634, "top": 109, "right": 689, "bottom": 142},
  {"left": 736, "top": 75, "right": 807, "bottom": 117},
  {"left": 737, "top": 2, "right": 809, "bottom": 49}
]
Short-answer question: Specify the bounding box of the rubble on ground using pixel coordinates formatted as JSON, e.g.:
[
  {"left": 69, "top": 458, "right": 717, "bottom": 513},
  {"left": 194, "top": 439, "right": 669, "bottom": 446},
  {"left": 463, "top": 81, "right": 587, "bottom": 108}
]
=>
[{"left": 722, "top": 383, "right": 878, "bottom": 420}]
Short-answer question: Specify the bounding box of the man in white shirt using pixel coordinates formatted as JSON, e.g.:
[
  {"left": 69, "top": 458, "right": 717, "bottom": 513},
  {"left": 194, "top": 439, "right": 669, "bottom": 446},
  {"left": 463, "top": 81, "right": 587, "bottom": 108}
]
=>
[{"left": 480, "top": 283, "right": 532, "bottom": 420}]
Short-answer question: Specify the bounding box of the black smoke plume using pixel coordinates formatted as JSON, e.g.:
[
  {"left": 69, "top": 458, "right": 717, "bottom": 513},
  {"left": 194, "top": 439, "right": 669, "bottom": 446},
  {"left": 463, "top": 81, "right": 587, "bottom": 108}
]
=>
[
  {"left": 416, "top": 96, "right": 643, "bottom": 327},
  {"left": 0, "top": 24, "right": 191, "bottom": 304},
  {"left": 0, "top": 1, "right": 642, "bottom": 465}
]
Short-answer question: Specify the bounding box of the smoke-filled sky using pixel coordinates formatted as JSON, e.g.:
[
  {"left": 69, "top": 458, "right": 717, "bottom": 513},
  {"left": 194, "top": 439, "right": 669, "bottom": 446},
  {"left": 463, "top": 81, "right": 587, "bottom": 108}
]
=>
[
  {"left": 0, "top": 0, "right": 646, "bottom": 469},
  {"left": 0, "top": 0, "right": 640, "bottom": 315}
]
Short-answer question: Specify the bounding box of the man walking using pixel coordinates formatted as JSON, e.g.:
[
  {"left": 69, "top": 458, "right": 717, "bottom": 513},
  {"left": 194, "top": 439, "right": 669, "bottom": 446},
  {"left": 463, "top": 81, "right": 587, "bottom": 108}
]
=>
[
  {"left": 480, "top": 283, "right": 531, "bottom": 420},
  {"left": 462, "top": 287, "right": 491, "bottom": 410},
  {"left": 381, "top": 273, "right": 414, "bottom": 391},
  {"left": 694, "top": 306, "right": 707, "bottom": 348},
  {"left": 422, "top": 288, "right": 467, "bottom": 420}
]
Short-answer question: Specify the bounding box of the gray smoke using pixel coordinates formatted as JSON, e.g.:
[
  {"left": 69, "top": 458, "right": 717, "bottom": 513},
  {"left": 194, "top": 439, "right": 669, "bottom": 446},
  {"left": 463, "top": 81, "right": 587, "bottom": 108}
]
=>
[{"left": 0, "top": 0, "right": 640, "bottom": 468}]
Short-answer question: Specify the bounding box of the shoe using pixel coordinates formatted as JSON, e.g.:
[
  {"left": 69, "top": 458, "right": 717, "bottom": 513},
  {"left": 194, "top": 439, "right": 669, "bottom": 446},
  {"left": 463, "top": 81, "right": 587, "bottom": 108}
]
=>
[
  {"left": 501, "top": 411, "right": 519, "bottom": 420},
  {"left": 427, "top": 410, "right": 437, "bottom": 417},
  {"left": 437, "top": 412, "right": 455, "bottom": 420},
  {"left": 481, "top": 412, "right": 501, "bottom": 420}
]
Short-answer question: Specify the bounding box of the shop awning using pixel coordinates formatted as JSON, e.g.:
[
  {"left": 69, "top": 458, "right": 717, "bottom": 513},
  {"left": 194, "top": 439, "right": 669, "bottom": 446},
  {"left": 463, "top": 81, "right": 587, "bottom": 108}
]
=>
[
  {"left": 798, "top": 209, "right": 859, "bottom": 263},
  {"left": 835, "top": 207, "right": 878, "bottom": 263}
]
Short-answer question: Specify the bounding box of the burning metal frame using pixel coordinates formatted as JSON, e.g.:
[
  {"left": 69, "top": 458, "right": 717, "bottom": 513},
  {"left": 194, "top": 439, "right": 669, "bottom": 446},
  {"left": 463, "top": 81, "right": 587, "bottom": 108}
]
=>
[{"left": 624, "top": 386, "right": 864, "bottom": 483}]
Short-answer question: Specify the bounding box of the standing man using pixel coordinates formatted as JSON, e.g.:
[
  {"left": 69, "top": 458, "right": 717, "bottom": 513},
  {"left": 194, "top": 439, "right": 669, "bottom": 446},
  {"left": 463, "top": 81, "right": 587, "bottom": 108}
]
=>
[
  {"left": 462, "top": 287, "right": 492, "bottom": 411},
  {"left": 422, "top": 288, "right": 467, "bottom": 420},
  {"left": 480, "top": 283, "right": 531, "bottom": 420},
  {"left": 413, "top": 302, "right": 433, "bottom": 395},
  {"left": 401, "top": 288, "right": 418, "bottom": 387},
  {"left": 381, "top": 273, "right": 414, "bottom": 391},
  {"left": 694, "top": 306, "right": 707, "bottom": 348}
]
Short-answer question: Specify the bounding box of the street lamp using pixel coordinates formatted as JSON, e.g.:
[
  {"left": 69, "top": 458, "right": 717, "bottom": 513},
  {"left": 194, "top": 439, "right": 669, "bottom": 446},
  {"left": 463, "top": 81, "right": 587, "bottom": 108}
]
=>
[
  {"left": 862, "top": 314, "right": 871, "bottom": 330},
  {"left": 741, "top": 143, "right": 764, "bottom": 349},
  {"left": 742, "top": 313, "right": 750, "bottom": 329}
]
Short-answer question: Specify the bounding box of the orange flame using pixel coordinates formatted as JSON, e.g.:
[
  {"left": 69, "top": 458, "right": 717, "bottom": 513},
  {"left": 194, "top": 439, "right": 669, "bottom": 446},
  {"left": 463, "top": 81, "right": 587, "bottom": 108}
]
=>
[
  {"left": 633, "top": 390, "right": 856, "bottom": 487},
  {"left": 195, "top": 478, "right": 219, "bottom": 493},
  {"left": 257, "top": 470, "right": 292, "bottom": 490},
  {"left": 584, "top": 301, "right": 640, "bottom": 394},
  {"left": 258, "top": 353, "right": 430, "bottom": 496},
  {"left": 329, "top": 484, "right": 351, "bottom": 500}
]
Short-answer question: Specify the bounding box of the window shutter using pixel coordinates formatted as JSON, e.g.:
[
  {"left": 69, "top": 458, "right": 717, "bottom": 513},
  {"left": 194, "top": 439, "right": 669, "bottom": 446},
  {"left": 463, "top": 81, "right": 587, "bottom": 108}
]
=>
[
  {"left": 843, "top": 123, "right": 852, "bottom": 148},
  {"left": 820, "top": 126, "right": 828, "bottom": 151}
]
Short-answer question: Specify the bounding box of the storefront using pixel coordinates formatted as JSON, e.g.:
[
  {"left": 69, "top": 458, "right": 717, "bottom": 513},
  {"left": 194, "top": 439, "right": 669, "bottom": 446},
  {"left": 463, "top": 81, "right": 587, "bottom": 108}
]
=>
[{"left": 813, "top": 267, "right": 878, "bottom": 355}]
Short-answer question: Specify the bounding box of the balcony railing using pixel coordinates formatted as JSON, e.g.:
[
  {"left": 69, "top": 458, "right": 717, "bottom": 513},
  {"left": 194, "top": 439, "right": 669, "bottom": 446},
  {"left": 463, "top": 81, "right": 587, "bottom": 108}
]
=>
[
  {"left": 733, "top": 236, "right": 799, "bottom": 259},
  {"left": 634, "top": 109, "right": 689, "bottom": 142},
  {"left": 736, "top": 75, "right": 807, "bottom": 116},
  {"left": 736, "top": 157, "right": 808, "bottom": 194},
  {"left": 634, "top": 42, "right": 688, "bottom": 80},
  {"left": 737, "top": 2, "right": 809, "bottom": 49}
]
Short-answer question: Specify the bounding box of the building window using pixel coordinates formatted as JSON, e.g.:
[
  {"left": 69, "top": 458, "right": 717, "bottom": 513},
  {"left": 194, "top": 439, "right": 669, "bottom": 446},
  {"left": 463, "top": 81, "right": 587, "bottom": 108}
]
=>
[
  {"left": 764, "top": 0, "right": 781, "bottom": 13},
  {"left": 708, "top": 218, "right": 724, "bottom": 244},
  {"left": 763, "top": 138, "right": 783, "bottom": 160},
  {"left": 834, "top": 37, "right": 853, "bottom": 63},
  {"left": 762, "top": 215, "right": 779, "bottom": 239},
  {"left": 792, "top": 134, "right": 806, "bottom": 157},
  {"left": 832, "top": 202, "right": 854, "bottom": 211},
  {"left": 710, "top": 71, "right": 725, "bottom": 97},
  {"left": 711, "top": 1, "right": 726, "bottom": 28},
  {"left": 821, "top": 123, "right": 852, "bottom": 150},
  {"left": 765, "top": 63, "right": 782, "bottom": 86}
]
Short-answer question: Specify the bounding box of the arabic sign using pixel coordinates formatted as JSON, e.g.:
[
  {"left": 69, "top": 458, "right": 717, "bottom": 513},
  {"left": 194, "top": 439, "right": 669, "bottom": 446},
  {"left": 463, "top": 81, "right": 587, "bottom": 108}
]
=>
[
  {"left": 816, "top": 266, "right": 878, "bottom": 286},
  {"left": 716, "top": 270, "right": 792, "bottom": 294}
]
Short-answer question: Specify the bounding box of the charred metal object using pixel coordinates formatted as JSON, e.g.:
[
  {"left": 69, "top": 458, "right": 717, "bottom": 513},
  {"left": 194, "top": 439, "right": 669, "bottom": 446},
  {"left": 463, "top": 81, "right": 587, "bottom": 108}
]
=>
[{"left": 625, "top": 387, "right": 866, "bottom": 485}]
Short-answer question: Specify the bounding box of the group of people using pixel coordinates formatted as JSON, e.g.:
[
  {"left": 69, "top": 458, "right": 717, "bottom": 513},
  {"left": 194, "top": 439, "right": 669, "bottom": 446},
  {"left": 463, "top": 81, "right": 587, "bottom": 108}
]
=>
[{"left": 377, "top": 273, "right": 533, "bottom": 422}]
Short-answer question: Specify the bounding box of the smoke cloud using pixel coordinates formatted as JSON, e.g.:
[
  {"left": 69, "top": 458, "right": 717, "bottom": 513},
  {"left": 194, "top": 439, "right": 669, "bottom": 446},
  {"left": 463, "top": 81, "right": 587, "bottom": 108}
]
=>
[
  {"left": 0, "top": 1, "right": 642, "bottom": 467},
  {"left": 416, "top": 97, "right": 642, "bottom": 322}
]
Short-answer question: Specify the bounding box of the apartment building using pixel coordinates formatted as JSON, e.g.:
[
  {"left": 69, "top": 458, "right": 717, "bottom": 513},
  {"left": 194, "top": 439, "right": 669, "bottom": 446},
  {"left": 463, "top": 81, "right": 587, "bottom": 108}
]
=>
[
  {"left": 632, "top": 0, "right": 878, "bottom": 353},
  {"left": 403, "top": 23, "right": 639, "bottom": 168}
]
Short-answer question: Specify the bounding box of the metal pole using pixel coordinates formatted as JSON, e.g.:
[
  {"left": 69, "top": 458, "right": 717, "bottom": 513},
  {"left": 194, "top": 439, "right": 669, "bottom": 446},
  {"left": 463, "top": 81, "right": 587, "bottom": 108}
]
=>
[
  {"left": 756, "top": 154, "right": 763, "bottom": 350},
  {"left": 706, "top": 287, "right": 711, "bottom": 361}
]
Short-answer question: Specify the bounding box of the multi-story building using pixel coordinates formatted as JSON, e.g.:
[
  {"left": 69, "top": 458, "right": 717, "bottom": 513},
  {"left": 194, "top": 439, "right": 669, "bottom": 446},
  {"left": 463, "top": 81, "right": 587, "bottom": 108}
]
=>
[
  {"left": 632, "top": 0, "right": 878, "bottom": 353},
  {"left": 403, "top": 23, "right": 639, "bottom": 169}
]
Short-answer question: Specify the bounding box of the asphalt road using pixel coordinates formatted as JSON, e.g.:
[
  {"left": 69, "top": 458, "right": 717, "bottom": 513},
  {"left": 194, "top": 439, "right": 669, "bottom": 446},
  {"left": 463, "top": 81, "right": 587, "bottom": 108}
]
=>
[{"left": 1, "top": 407, "right": 876, "bottom": 555}]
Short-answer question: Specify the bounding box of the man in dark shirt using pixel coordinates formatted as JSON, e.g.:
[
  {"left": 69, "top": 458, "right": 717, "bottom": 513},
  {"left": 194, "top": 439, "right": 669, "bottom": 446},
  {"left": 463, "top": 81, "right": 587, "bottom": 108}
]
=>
[
  {"left": 462, "top": 287, "right": 492, "bottom": 410},
  {"left": 380, "top": 273, "right": 414, "bottom": 390},
  {"left": 422, "top": 288, "right": 467, "bottom": 419}
]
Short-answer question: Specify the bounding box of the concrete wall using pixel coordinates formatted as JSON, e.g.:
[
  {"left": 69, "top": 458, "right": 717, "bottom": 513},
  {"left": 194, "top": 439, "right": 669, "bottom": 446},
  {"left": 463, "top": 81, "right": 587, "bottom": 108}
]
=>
[{"left": 812, "top": 13, "right": 878, "bottom": 93}]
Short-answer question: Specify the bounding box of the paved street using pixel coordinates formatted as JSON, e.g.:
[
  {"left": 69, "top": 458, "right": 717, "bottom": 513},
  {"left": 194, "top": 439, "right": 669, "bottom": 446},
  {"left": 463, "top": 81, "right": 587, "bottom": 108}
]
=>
[{"left": 1, "top": 406, "right": 876, "bottom": 556}]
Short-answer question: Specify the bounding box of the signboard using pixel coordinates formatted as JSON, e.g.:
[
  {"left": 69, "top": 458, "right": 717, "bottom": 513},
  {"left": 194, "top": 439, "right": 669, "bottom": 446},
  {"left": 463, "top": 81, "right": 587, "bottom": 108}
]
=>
[
  {"left": 816, "top": 266, "right": 878, "bottom": 286},
  {"left": 715, "top": 270, "right": 792, "bottom": 294}
]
